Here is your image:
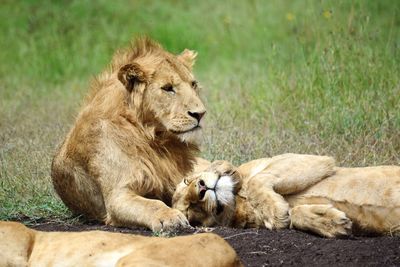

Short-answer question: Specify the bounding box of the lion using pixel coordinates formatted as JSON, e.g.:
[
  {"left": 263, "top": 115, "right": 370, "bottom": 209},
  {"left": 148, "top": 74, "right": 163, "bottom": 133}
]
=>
[
  {"left": 0, "top": 221, "right": 242, "bottom": 267},
  {"left": 51, "top": 37, "right": 208, "bottom": 231},
  {"left": 172, "top": 153, "right": 400, "bottom": 237}
]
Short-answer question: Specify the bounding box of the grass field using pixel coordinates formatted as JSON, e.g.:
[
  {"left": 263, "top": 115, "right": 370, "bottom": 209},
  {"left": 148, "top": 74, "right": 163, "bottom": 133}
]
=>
[{"left": 0, "top": 0, "right": 399, "bottom": 221}]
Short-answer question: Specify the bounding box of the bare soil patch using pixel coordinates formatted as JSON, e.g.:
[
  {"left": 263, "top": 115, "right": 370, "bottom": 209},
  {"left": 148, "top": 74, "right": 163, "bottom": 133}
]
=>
[{"left": 28, "top": 220, "right": 400, "bottom": 266}]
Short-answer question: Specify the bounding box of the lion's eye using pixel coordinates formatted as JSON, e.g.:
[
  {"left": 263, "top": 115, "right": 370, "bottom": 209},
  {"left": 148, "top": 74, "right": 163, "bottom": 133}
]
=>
[
  {"left": 222, "top": 170, "right": 235, "bottom": 177},
  {"left": 191, "top": 81, "right": 198, "bottom": 89},
  {"left": 161, "top": 84, "right": 175, "bottom": 95}
]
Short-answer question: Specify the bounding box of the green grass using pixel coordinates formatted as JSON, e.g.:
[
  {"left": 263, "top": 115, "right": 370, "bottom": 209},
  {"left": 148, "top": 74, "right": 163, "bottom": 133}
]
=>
[{"left": 1, "top": 0, "right": 399, "bottom": 221}]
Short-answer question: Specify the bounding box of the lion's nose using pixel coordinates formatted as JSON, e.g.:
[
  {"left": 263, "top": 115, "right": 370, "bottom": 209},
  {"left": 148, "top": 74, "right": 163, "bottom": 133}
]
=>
[
  {"left": 198, "top": 179, "right": 207, "bottom": 200},
  {"left": 199, "top": 179, "right": 206, "bottom": 187},
  {"left": 188, "top": 110, "right": 206, "bottom": 123}
]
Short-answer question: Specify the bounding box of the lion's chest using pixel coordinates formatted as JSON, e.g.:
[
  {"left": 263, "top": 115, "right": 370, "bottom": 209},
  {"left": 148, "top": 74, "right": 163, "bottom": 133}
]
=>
[
  {"left": 99, "top": 119, "right": 195, "bottom": 203},
  {"left": 143, "top": 153, "right": 192, "bottom": 204}
]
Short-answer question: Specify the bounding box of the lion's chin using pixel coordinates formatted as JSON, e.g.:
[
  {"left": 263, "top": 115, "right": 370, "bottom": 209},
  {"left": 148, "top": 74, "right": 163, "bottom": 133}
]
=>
[{"left": 176, "top": 127, "right": 203, "bottom": 145}]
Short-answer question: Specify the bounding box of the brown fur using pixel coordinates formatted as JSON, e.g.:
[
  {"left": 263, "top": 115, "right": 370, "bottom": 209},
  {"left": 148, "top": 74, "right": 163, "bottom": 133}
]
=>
[
  {"left": 0, "top": 221, "right": 242, "bottom": 267},
  {"left": 51, "top": 37, "right": 207, "bottom": 231},
  {"left": 173, "top": 154, "right": 400, "bottom": 237}
]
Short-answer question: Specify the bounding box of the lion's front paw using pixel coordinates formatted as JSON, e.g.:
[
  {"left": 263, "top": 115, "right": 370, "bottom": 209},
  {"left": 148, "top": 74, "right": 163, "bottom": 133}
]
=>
[
  {"left": 290, "top": 205, "right": 352, "bottom": 238},
  {"left": 261, "top": 200, "right": 290, "bottom": 230},
  {"left": 246, "top": 176, "right": 290, "bottom": 230},
  {"left": 250, "top": 194, "right": 290, "bottom": 230},
  {"left": 151, "top": 208, "right": 190, "bottom": 232}
]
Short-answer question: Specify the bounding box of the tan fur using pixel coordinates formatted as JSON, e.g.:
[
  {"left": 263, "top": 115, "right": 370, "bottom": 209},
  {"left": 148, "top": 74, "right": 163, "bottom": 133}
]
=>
[
  {"left": 51, "top": 37, "right": 207, "bottom": 231},
  {"left": 173, "top": 154, "right": 400, "bottom": 237},
  {"left": 0, "top": 221, "right": 242, "bottom": 267}
]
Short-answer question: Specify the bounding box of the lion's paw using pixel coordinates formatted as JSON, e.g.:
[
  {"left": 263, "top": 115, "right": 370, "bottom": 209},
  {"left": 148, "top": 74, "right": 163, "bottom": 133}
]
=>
[
  {"left": 319, "top": 207, "right": 352, "bottom": 238},
  {"left": 246, "top": 176, "right": 290, "bottom": 230},
  {"left": 290, "top": 205, "right": 352, "bottom": 238},
  {"left": 262, "top": 202, "right": 290, "bottom": 230},
  {"left": 151, "top": 208, "right": 190, "bottom": 232},
  {"left": 252, "top": 198, "right": 290, "bottom": 230}
]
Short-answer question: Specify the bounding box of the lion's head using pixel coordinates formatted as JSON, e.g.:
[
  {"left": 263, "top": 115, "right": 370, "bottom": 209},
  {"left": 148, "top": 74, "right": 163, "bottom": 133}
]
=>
[
  {"left": 172, "top": 161, "right": 242, "bottom": 226},
  {"left": 116, "top": 38, "right": 206, "bottom": 144}
]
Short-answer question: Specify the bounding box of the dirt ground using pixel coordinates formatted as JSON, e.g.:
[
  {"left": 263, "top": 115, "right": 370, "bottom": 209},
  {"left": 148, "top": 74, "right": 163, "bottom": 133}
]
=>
[{"left": 28, "top": 220, "right": 400, "bottom": 266}]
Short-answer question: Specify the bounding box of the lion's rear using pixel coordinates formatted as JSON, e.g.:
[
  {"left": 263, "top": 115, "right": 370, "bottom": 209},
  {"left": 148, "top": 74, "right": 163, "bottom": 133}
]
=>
[{"left": 51, "top": 145, "right": 107, "bottom": 220}]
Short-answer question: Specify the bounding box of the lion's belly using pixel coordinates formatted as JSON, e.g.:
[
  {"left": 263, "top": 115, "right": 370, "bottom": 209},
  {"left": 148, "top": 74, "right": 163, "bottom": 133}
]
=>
[{"left": 287, "top": 166, "right": 400, "bottom": 233}]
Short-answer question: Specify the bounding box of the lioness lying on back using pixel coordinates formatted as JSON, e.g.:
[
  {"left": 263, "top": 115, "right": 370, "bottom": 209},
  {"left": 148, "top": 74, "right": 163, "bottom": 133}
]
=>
[
  {"left": 0, "top": 221, "right": 242, "bottom": 267},
  {"left": 173, "top": 154, "right": 400, "bottom": 237}
]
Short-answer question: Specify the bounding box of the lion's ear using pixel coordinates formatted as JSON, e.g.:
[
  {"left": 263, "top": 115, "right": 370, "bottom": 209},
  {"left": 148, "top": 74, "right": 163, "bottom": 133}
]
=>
[
  {"left": 208, "top": 160, "right": 237, "bottom": 177},
  {"left": 118, "top": 63, "right": 148, "bottom": 92},
  {"left": 178, "top": 49, "right": 197, "bottom": 69}
]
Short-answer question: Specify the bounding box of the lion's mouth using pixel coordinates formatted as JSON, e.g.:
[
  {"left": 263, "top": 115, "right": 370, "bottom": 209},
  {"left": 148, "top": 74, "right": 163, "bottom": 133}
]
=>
[
  {"left": 172, "top": 125, "right": 201, "bottom": 135},
  {"left": 197, "top": 176, "right": 235, "bottom": 214}
]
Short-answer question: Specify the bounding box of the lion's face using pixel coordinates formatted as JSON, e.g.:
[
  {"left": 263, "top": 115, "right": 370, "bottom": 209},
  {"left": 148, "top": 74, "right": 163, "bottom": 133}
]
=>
[
  {"left": 172, "top": 161, "right": 241, "bottom": 227},
  {"left": 118, "top": 44, "right": 206, "bottom": 145},
  {"left": 144, "top": 59, "right": 205, "bottom": 143}
]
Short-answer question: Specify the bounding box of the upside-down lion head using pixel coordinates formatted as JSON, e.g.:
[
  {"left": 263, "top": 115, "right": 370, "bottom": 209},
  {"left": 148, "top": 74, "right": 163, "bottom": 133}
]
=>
[
  {"left": 172, "top": 161, "right": 242, "bottom": 226},
  {"left": 115, "top": 38, "right": 206, "bottom": 144}
]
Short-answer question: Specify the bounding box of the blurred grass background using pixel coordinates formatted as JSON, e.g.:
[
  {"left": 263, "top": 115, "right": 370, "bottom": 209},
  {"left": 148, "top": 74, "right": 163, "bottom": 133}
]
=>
[{"left": 0, "top": 0, "right": 399, "bottom": 221}]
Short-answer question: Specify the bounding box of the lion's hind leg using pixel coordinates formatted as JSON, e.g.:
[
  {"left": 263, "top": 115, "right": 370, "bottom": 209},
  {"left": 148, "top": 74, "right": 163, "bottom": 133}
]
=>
[
  {"left": 290, "top": 204, "right": 352, "bottom": 238},
  {"left": 268, "top": 154, "right": 336, "bottom": 195}
]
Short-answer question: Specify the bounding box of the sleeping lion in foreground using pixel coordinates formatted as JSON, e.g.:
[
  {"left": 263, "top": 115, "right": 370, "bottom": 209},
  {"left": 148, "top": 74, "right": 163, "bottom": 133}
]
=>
[
  {"left": 173, "top": 154, "right": 400, "bottom": 237},
  {"left": 0, "top": 221, "right": 242, "bottom": 267}
]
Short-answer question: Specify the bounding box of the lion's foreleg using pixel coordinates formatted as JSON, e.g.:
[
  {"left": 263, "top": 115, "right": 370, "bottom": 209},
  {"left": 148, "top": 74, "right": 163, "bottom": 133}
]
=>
[
  {"left": 104, "top": 189, "right": 189, "bottom": 232},
  {"left": 246, "top": 173, "right": 290, "bottom": 229},
  {"left": 289, "top": 204, "right": 352, "bottom": 238}
]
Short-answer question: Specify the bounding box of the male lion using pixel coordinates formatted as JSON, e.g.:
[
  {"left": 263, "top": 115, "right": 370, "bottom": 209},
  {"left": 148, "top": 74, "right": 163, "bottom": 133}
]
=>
[
  {"left": 51, "top": 38, "right": 208, "bottom": 231},
  {"left": 0, "top": 221, "right": 242, "bottom": 267},
  {"left": 173, "top": 154, "right": 400, "bottom": 237}
]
